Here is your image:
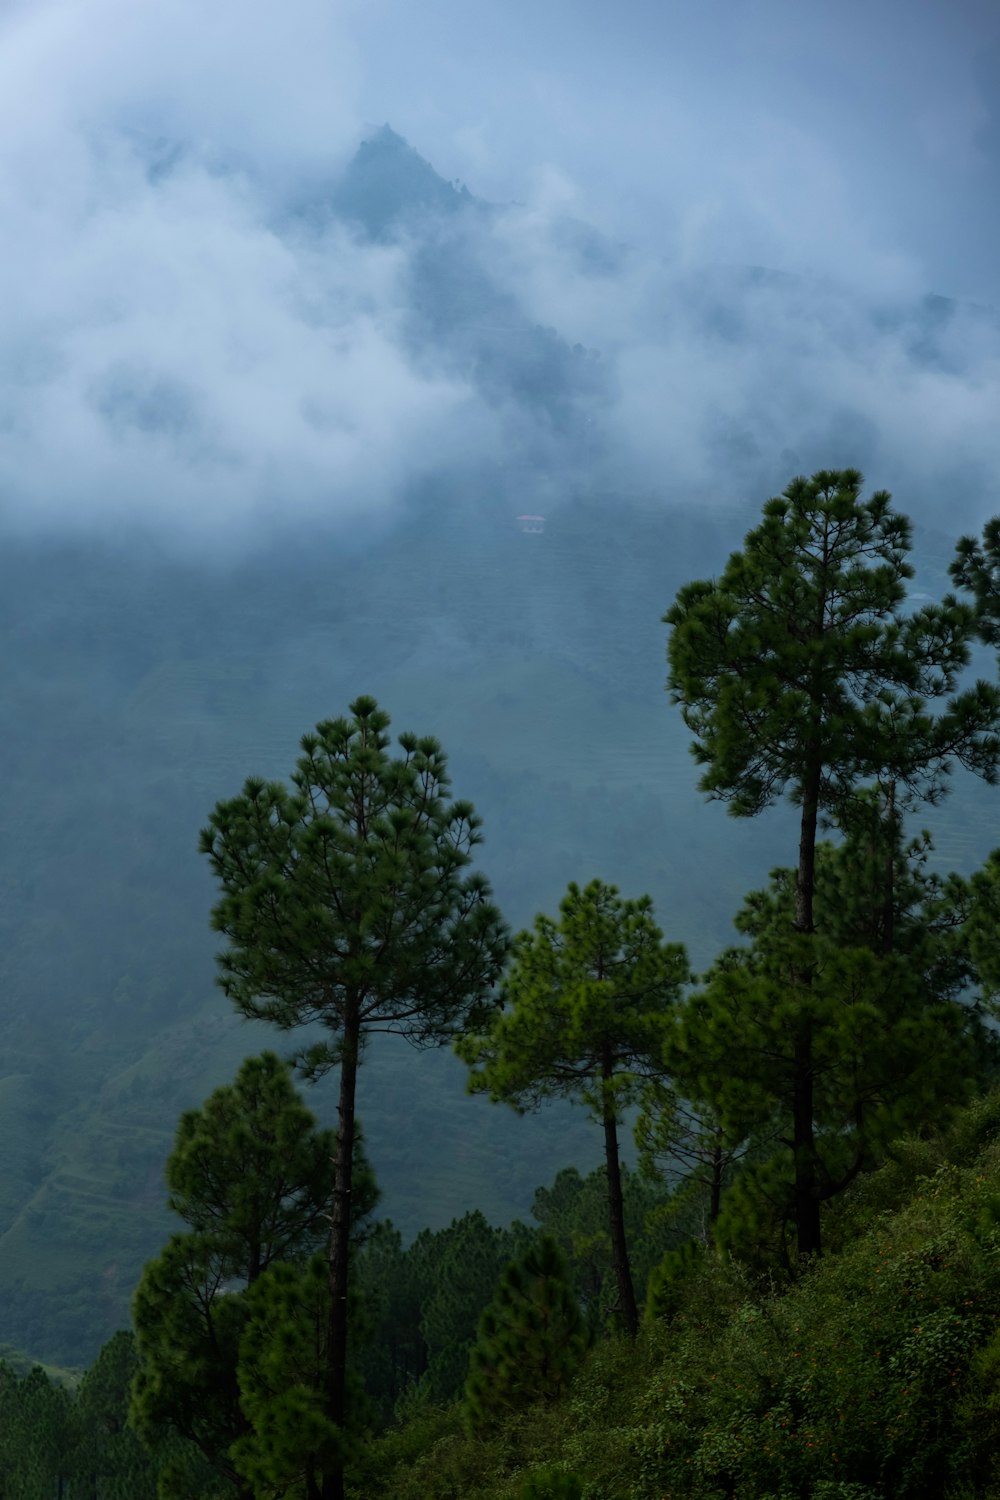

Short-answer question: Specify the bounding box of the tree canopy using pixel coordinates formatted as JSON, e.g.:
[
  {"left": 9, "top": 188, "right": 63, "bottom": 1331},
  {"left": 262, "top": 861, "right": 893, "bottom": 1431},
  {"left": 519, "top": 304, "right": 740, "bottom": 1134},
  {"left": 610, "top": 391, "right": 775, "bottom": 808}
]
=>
[
  {"left": 130, "top": 1053, "right": 371, "bottom": 1499},
  {"left": 458, "top": 878, "right": 688, "bottom": 1336},
  {"left": 200, "top": 696, "right": 508, "bottom": 1500},
  {"left": 665, "top": 469, "right": 1000, "bottom": 1254}
]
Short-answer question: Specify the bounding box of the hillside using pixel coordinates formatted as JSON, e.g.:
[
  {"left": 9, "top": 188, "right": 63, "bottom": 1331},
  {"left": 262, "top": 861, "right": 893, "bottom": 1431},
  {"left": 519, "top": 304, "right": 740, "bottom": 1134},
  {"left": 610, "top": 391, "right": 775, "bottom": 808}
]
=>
[{"left": 2, "top": 126, "right": 999, "bottom": 1369}]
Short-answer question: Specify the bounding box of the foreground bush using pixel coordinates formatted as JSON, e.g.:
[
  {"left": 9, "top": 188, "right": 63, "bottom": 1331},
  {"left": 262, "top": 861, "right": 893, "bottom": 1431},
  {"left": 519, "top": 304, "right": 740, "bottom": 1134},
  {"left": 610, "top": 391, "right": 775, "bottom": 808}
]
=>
[{"left": 355, "top": 1099, "right": 1000, "bottom": 1499}]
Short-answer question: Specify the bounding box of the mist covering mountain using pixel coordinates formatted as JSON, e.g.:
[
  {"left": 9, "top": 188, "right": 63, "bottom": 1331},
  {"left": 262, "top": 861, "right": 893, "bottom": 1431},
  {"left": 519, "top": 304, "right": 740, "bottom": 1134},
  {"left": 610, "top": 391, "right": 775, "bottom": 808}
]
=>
[{"left": 2, "top": 123, "right": 1000, "bottom": 1367}]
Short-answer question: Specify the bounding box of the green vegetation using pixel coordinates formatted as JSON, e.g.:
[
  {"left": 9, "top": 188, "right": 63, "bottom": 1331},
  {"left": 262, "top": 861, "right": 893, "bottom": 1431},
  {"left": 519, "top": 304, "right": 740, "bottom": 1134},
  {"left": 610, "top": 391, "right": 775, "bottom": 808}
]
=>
[
  {"left": 129, "top": 1052, "right": 376, "bottom": 1498},
  {"left": 464, "top": 1236, "right": 587, "bottom": 1433},
  {"left": 7, "top": 472, "right": 1000, "bottom": 1496},
  {"left": 666, "top": 468, "right": 1000, "bottom": 1255},
  {"left": 353, "top": 1093, "right": 1000, "bottom": 1500},
  {"left": 200, "top": 698, "right": 508, "bottom": 1498},
  {"left": 459, "top": 879, "right": 688, "bottom": 1337}
]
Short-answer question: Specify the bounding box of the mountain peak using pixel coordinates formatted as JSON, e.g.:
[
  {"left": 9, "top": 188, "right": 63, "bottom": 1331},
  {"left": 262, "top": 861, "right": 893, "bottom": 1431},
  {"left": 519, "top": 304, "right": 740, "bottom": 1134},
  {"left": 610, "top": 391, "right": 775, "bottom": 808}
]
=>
[{"left": 333, "top": 125, "right": 474, "bottom": 239}]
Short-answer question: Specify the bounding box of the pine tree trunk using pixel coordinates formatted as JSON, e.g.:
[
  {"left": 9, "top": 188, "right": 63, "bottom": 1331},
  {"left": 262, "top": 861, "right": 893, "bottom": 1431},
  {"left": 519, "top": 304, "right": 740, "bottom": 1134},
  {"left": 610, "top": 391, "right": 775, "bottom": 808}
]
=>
[
  {"left": 323, "top": 1003, "right": 360, "bottom": 1500},
  {"left": 601, "top": 1053, "right": 638, "bottom": 1338},
  {"left": 793, "top": 763, "right": 823, "bottom": 1258},
  {"left": 709, "top": 1139, "right": 723, "bottom": 1226},
  {"left": 795, "top": 764, "right": 820, "bottom": 937},
  {"left": 792, "top": 1028, "right": 822, "bottom": 1256},
  {"left": 881, "top": 780, "right": 896, "bottom": 956}
]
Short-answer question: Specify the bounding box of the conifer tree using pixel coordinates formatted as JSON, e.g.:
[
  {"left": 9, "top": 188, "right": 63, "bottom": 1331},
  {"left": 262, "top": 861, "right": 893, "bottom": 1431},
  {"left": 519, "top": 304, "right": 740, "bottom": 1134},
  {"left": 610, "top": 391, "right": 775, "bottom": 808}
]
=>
[
  {"left": 674, "top": 813, "right": 986, "bottom": 1263},
  {"left": 131, "top": 1054, "right": 371, "bottom": 1497},
  {"left": 665, "top": 469, "right": 1000, "bottom": 1254},
  {"left": 350, "top": 1222, "right": 426, "bottom": 1422},
  {"left": 200, "top": 697, "right": 507, "bottom": 1500},
  {"left": 232, "top": 1257, "right": 346, "bottom": 1500},
  {"left": 165, "top": 1051, "right": 340, "bottom": 1280},
  {"left": 458, "top": 878, "right": 688, "bottom": 1337},
  {"left": 530, "top": 1163, "right": 671, "bottom": 1331},
  {"left": 949, "top": 516, "right": 1000, "bottom": 1035},
  {"left": 417, "top": 1210, "right": 531, "bottom": 1402},
  {"left": 0, "top": 1363, "right": 79, "bottom": 1500},
  {"left": 74, "top": 1331, "right": 158, "bottom": 1499},
  {"left": 464, "top": 1236, "right": 586, "bottom": 1433},
  {"left": 635, "top": 1084, "right": 747, "bottom": 1231},
  {"left": 951, "top": 516, "right": 1000, "bottom": 647}
]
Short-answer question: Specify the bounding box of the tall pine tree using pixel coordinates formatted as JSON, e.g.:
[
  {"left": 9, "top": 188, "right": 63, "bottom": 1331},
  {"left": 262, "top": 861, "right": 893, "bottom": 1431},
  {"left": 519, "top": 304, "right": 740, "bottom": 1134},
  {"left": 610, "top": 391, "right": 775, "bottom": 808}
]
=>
[
  {"left": 201, "top": 697, "right": 507, "bottom": 1500},
  {"left": 458, "top": 879, "right": 688, "bottom": 1337},
  {"left": 665, "top": 469, "right": 1000, "bottom": 1254}
]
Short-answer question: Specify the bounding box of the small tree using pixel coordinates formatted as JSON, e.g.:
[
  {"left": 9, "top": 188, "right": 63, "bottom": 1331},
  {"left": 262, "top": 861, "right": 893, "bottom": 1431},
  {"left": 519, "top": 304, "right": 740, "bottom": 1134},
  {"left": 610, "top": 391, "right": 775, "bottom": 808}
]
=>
[
  {"left": 232, "top": 1257, "right": 346, "bottom": 1500},
  {"left": 675, "top": 815, "right": 986, "bottom": 1265},
  {"left": 951, "top": 516, "right": 1000, "bottom": 648},
  {"left": 165, "top": 1051, "right": 338, "bottom": 1281},
  {"left": 74, "top": 1332, "right": 158, "bottom": 1499},
  {"left": 200, "top": 697, "right": 508, "bottom": 1500},
  {"left": 130, "top": 1053, "right": 369, "bottom": 1497},
  {"left": 464, "top": 1236, "right": 586, "bottom": 1433},
  {"left": 458, "top": 878, "right": 689, "bottom": 1337},
  {"left": 635, "top": 1084, "right": 748, "bottom": 1233},
  {"left": 665, "top": 469, "right": 1000, "bottom": 1254}
]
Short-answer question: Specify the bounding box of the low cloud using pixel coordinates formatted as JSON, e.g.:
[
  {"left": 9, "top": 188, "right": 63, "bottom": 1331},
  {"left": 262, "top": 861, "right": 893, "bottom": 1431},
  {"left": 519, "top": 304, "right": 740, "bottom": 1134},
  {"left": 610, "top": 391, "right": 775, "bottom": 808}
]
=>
[{"left": 1, "top": 0, "right": 998, "bottom": 541}]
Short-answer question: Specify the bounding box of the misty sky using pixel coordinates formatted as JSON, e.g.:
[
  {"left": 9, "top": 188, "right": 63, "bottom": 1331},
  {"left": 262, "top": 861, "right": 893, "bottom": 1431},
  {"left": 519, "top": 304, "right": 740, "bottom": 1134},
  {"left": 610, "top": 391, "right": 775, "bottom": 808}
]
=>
[{"left": 1, "top": 0, "right": 998, "bottom": 536}]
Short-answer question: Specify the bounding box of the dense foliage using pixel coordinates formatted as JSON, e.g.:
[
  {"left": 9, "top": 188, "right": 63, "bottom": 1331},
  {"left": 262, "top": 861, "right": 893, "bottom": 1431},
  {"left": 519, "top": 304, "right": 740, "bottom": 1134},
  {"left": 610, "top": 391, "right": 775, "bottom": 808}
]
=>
[
  {"left": 459, "top": 879, "right": 689, "bottom": 1336},
  {"left": 201, "top": 697, "right": 508, "bottom": 1498},
  {"left": 8, "top": 473, "right": 1000, "bottom": 1497},
  {"left": 666, "top": 468, "right": 1000, "bottom": 1256}
]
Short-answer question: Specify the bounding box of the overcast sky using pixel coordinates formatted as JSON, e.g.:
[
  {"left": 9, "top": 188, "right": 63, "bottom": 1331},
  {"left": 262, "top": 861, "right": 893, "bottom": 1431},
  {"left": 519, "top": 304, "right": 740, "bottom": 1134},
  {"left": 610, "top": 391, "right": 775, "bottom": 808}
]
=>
[
  {"left": 353, "top": 0, "right": 1000, "bottom": 300},
  {"left": 1, "top": 0, "right": 998, "bottom": 537}
]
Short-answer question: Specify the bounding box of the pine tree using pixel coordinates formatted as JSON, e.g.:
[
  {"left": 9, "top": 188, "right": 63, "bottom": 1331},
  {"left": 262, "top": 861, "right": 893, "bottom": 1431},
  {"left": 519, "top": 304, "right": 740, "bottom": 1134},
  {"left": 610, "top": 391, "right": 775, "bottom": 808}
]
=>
[
  {"left": 231, "top": 1257, "right": 345, "bottom": 1500},
  {"left": 635, "top": 1084, "right": 747, "bottom": 1232},
  {"left": 458, "top": 878, "right": 689, "bottom": 1337},
  {"left": 530, "top": 1163, "right": 671, "bottom": 1332},
  {"left": 416, "top": 1211, "right": 530, "bottom": 1403},
  {"left": 666, "top": 468, "right": 1000, "bottom": 1254},
  {"left": 464, "top": 1236, "right": 586, "bottom": 1433},
  {"left": 350, "top": 1222, "right": 425, "bottom": 1422},
  {"left": 0, "top": 1364, "right": 78, "bottom": 1500},
  {"left": 130, "top": 1053, "right": 371, "bottom": 1497},
  {"left": 951, "top": 516, "right": 1000, "bottom": 647},
  {"left": 200, "top": 697, "right": 507, "bottom": 1500},
  {"left": 74, "top": 1331, "right": 158, "bottom": 1499},
  {"left": 674, "top": 812, "right": 986, "bottom": 1264}
]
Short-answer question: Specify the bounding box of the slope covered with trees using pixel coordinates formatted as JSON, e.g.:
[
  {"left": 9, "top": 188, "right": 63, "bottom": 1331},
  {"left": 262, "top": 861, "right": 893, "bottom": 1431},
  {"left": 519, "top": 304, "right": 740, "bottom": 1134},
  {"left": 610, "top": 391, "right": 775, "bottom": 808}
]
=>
[
  {"left": 6, "top": 471, "right": 1000, "bottom": 1499},
  {"left": 2, "top": 124, "right": 999, "bottom": 1368}
]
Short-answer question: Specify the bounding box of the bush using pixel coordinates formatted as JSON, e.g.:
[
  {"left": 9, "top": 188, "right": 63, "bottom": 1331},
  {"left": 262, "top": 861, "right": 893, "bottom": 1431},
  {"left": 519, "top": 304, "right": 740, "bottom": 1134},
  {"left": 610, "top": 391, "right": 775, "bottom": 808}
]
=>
[{"left": 519, "top": 1467, "right": 584, "bottom": 1499}]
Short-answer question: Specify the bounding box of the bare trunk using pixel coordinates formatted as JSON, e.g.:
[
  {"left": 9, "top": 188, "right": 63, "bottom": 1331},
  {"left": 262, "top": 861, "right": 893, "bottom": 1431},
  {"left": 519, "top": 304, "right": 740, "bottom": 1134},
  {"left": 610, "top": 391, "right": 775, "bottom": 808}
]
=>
[
  {"left": 881, "top": 781, "right": 896, "bottom": 956},
  {"left": 708, "top": 1138, "right": 723, "bottom": 1226},
  {"left": 795, "top": 765, "right": 820, "bottom": 937},
  {"left": 793, "top": 763, "right": 823, "bottom": 1258},
  {"left": 792, "top": 1028, "right": 822, "bottom": 1256},
  {"left": 322, "top": 1003, "right": 360, "bottom": 1500},
  {"left": 601, "top": 1052, "right": 638, "bottom": 1338}
]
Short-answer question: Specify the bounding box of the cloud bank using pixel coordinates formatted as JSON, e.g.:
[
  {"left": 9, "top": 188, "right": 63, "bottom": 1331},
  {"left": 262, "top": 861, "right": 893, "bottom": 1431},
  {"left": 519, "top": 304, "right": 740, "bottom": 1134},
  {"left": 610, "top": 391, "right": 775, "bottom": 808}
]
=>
[{"left": 0, "top": 0, "right": 998, "bottom": 539}]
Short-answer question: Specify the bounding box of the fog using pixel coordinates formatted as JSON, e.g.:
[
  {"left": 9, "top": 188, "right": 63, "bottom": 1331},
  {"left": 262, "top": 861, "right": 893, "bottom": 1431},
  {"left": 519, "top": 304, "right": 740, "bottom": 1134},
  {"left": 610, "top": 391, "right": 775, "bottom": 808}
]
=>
[
  {"left": 1, "top": 0, "right": 999, "bottom": 539},
  {"left": 4, "top": 0, "right": 1000, "bottom": 1366}
]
